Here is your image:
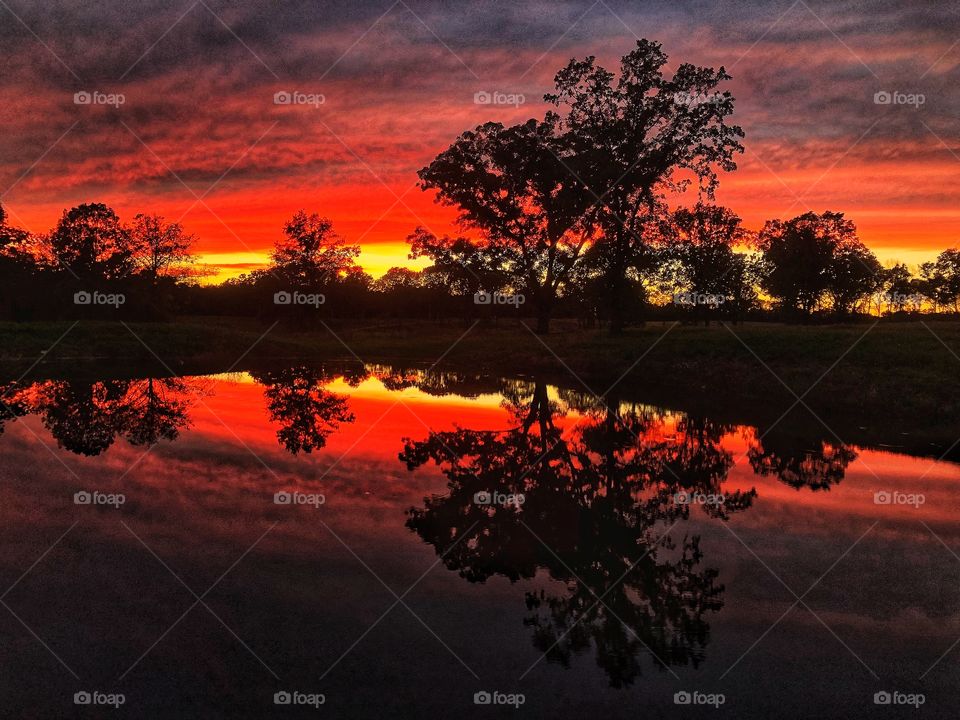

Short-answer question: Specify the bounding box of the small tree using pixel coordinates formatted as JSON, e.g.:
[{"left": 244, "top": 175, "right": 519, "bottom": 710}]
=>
[
  {"left": 419, "top": 120, "right": 595, "bottom": 333},
  {"left": 667, "top": 203, "right": 749, "bottom": 323},
  {"left": 271, "top": 211, "right": 361, "bottom": 286},
  {"left": 129, "top": 214, "right": 196, "bottom": 283},
  {"left": 826, "top": 236, "right": 882, "bottom": 316},
  {"left": 920, "top": 249, "right": 960, "bottom": 313}
]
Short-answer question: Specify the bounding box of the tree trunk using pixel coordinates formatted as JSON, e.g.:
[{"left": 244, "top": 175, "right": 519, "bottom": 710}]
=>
[{"left": 536, "top": 310, "right": 550, "bottom": 334}]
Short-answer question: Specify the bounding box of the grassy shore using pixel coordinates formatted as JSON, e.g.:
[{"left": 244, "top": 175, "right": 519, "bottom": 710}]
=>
[{"left": 2, "top": 317, "right": 959, "bottom": 455}]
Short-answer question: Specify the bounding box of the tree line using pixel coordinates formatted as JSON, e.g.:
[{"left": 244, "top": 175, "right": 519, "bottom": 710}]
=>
[{"left": 1, "top": 40, "right": 959, "bottom": 331}]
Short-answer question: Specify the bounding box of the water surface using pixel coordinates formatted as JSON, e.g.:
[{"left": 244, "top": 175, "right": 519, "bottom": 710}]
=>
[{"left": 0, "top": 365, "right": 955, "bottom": 718}]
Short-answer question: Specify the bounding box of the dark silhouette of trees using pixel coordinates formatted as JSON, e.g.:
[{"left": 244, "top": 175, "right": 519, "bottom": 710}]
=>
[
  {"left": 407, "top": 227, "right": 510, "bottom": 300},
  {"left": 418, "top": 120, "right": 595, "bottom": 333},
  {"left": 22, "top": 378, "right": 193, "bottom": 456},
  {"left": 129, "top": 214, "right": 196, "bottom": 284},
  {"left": 748, "top": 430, "right": 857, "bottom": 491},
  {"left": 46, "top": 203, "right": 135, "bottom": 279},
  {"left": 544, "top": 40, "right": 745, "bottom": 333},
  {"left": 920, "top": 249, "right": 960, "bottom": 313},
  {"left": 400, "top": 381, "right": 755, "bottom": 685},
  {"left": 666, "top": 203, "right": 752, "bottom": 323},
  {"left": 270, "top": 211, "right": 362, "bottom": 285},
  {"left": 758, "top": 211, "right": 880, "bottom": 319},
  {"left": 250, "top": 365, "right": 365, "bottom": 454}
]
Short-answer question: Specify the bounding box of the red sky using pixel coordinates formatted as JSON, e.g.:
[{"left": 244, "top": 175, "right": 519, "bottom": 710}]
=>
[{"left": 1, "top": 0, "right": 959, "bottom": 279}]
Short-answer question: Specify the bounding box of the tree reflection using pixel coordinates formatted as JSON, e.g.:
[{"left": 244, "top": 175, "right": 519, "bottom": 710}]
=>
[
  {"left": 748, "top": 429, "right": 857, "bottom": 491},
  {"left": 0, "top": 377, "right": 194, "bottom": 456},
  {"left": 400, "top": 380, "right": 755, "bottom": 686},
  {"left": 250, "top": 364, "right": 366, "bottom": 454}
]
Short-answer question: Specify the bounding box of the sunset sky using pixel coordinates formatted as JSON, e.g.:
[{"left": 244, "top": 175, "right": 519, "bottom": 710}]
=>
[{"left": 1, "top": 0, "right": 959, "bottom": 280}]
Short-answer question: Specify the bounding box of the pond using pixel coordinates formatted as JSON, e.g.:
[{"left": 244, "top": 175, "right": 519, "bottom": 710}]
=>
[{"left": 0, "top": 365, "right": 954, "bottom": 717}]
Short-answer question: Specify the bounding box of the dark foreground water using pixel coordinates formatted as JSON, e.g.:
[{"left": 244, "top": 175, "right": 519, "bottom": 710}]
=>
[{"left": 0, "top": 365, "right": 955, "bottom": 718}]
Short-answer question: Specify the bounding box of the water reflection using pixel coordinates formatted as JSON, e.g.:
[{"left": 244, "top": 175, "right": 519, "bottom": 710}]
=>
[
  {"left": 399, "top": 380, "right": 760, "bottom": 685},
  {"left": 0, "top": 364, "right": 954, "bottom": 717},
  {"left": 250, "top": 365, "right": 363, "bottom": 454},
  {"left": 747, "top": 430, "right": 858, "bottom": 491},
  {"left": 0, "top": 377, "right": 194, "bottom": 455}
]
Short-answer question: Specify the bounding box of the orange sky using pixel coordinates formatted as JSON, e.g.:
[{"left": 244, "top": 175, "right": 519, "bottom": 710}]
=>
[{"left": 2, "top": 1, "right": 959, "bottom": 280}]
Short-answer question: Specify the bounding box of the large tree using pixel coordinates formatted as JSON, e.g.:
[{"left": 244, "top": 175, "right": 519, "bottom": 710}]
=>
[
  {"left": 419, "top": 119, "right": 595, "bottom": 333},
  {"left": 47, "top": 203, "right": 134, "bottom": 279},
  {"left": 758, "top": 211, "right": 878, "bottom": 319},
  {"left": 544, "top": 40, "right": 745, "bottom": 333}
]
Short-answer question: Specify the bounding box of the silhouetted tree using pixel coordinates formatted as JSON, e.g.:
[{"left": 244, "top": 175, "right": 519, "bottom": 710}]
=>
[
  {"left": 666, "top": 203, "right": 750, "bottom": 323},
  {"left": 251, "top": 365, "right": 364, "bottom": 453},
  {"left": 271, "top": 211, "right": 361, "bottom": 286},
  {"left": 920, "top": 249, "right": 960, "bottom": 313},
  {"left": 419, "top": 119, "right": 595, "bottom": 333},
  {"left": 46, "top": 203, "right": 134, "bottom": 279},
  {"left": 129, "top": 214, "right": 196, "bottom": 283},
  {"left": 758, "top": 211, "right": 878, "bottom": 320},
  {"left": 545, "top": 40, "right": 744, "bottom": 333},
  {"left": 401, "top": 383, "right": 754, "bottom": 685},
  {"left": 748, "top": 431, "right": 857, "bottom": 491}
]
